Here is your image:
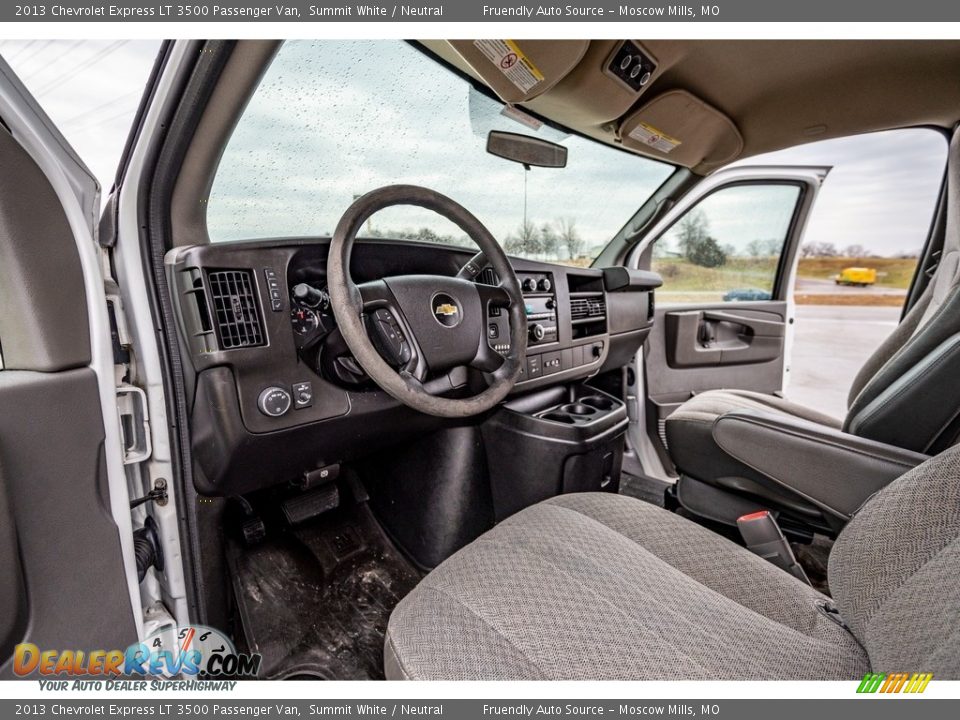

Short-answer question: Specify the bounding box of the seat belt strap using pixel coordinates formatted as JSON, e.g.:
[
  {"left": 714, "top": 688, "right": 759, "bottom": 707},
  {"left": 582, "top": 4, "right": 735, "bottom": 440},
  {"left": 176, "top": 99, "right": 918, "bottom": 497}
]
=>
[{"left": 736, "top": 510, "right": 811, "bottom": 586}]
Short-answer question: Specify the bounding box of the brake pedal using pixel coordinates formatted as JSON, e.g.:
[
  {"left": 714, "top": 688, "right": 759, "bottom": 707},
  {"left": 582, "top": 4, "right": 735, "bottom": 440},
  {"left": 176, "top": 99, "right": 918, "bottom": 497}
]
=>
[{"left": 282, "top": 484, "right": 340, "bottom": 526}]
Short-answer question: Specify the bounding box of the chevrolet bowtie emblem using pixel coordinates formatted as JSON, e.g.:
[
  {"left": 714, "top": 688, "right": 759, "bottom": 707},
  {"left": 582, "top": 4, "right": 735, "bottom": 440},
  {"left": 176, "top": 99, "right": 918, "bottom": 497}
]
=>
[{"left": 432, "top": 294, "right": 462, "bottom": 327}]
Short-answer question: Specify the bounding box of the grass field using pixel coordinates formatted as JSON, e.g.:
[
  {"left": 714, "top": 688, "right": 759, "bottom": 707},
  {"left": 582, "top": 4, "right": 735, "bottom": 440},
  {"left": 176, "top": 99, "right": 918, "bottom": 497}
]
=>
[
  {"left": 793, "top": 293, "right": 906, "bottom": 307},
  {"left": 652, "top": 256, "right": 779, "bottom": 293},
  {"left": 652, "top": 256, "right": 916, "bottom": 291},
  {"left": 649, "top": 256, "right": 917, "bottom": 305},
  {"left": 794, "top": 257, "right": 918, "bottom": 288}
]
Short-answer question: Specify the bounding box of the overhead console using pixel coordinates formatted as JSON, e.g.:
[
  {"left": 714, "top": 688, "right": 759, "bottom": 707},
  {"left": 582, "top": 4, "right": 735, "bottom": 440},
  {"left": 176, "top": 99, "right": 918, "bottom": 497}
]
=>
[{"left": 603, "top": 40, "right": 658, "bottom": 93}]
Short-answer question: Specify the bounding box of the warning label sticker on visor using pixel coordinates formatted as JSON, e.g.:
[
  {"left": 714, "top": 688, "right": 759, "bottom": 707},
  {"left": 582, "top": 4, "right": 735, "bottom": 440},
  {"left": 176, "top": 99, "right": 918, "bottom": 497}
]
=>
[
  {"left": 628, "top": 122, "right": 682, "bottom": 154},
  {"left": 474, "top": 40, "right": 545, "bottom": 94}
]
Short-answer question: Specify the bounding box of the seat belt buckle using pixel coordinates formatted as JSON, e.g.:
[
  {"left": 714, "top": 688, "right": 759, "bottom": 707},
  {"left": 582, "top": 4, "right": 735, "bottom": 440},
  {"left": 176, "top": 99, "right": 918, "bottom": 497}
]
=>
[{"left": 736, "top": 510, "right": 811, "bottom": 585}]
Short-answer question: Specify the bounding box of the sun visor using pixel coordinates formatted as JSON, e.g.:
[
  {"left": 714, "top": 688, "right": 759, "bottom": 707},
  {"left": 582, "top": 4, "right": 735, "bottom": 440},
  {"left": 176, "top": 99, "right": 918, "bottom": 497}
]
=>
[
  {"left": 619, "top": 90, "right": 744, "bottom": 172},
  {"left": 447, "top": 40, "right": 589, "bottom": 103}
]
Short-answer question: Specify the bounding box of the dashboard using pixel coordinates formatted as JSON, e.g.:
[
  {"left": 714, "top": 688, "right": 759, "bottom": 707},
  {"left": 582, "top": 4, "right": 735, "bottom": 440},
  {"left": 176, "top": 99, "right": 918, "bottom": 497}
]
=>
[{"left": 165, "top": 238, "right": 658, "bottom": 495}]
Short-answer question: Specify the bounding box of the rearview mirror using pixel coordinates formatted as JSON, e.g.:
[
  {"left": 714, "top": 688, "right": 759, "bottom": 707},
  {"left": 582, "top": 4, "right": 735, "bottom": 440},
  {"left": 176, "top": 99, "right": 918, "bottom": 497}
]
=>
[{"left": 486, "top": 131, "right": 567, "bottom": 168}]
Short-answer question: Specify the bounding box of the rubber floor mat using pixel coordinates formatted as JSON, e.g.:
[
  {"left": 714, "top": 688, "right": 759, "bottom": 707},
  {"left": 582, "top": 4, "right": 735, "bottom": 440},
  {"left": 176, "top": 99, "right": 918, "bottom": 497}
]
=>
[{"left": 228, "top": 502, "right": 421, "bottom": 680}]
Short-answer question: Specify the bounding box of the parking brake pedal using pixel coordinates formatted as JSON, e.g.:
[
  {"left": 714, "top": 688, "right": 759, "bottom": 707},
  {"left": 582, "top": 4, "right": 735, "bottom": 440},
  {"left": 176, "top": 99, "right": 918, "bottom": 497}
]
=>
[
  {"left": 282, "top": 484, "right": 340, "bottom": 526},
  {"left": 736, "top": 510, "right": 811, "bottom": 585}
]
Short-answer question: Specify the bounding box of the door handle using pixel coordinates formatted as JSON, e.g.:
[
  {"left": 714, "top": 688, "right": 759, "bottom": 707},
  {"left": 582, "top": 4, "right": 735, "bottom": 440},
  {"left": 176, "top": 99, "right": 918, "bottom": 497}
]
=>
[
  {"left": 664, "top": 311, "right": 722, "bottom": 367},
  {"left": 701, "top": 310, "right": 785, "bottom": 338}
]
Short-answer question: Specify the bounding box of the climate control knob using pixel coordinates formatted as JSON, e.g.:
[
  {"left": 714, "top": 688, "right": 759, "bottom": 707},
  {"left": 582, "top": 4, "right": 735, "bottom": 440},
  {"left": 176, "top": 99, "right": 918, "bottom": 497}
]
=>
[
  {"left": 258, "top": 386, "right": 292, "bottom": 417},
  {"left": 529, "top": 323, "right": 546, "bottom": 342},
  {"left": 538, "top": 278, "right": 552, "bottom": 292},
  {"left": 522, "top": 277, "right": 537, "bottom": 293}
]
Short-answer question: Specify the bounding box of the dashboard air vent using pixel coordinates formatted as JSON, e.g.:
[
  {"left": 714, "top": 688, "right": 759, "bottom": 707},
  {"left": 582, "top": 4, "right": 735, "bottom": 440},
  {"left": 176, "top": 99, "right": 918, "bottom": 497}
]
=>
[
  {"left": 570, "top": 295, "right": 606, "bottom": 322},
  {"left": 207, "top": 270, "right": 265, "bottom": 349}
]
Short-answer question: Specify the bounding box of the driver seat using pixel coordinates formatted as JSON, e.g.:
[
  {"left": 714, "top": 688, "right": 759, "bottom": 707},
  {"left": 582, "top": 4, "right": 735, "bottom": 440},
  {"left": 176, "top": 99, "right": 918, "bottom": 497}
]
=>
[
  {"left": 384, "top": 445, "right": 960, "bottom": 680},
  {"left": 665, "top": 128, "right": 960, "bottom": 528}
]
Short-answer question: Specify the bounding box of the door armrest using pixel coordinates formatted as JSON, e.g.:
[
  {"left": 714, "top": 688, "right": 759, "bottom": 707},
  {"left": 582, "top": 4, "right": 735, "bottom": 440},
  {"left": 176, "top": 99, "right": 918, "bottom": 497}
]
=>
[{"left": 713, "top": 409, "right": 928, "bottom": 519}]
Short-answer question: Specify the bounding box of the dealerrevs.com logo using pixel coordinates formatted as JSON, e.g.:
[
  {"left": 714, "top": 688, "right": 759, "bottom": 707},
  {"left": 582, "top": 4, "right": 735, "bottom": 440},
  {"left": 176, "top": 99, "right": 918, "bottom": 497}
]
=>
[
  {"left": 13, "top": 625, "right": 261, "bottom": 680},
  {"left": 857, "top": 672, "right": 934, "bottom": 694}
]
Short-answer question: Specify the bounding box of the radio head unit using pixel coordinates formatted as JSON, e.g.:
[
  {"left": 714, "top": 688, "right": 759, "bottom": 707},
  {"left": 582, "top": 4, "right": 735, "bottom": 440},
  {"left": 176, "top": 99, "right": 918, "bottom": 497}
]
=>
[{"left": 519, "top": 273, "right": 557, "bottom": 346}]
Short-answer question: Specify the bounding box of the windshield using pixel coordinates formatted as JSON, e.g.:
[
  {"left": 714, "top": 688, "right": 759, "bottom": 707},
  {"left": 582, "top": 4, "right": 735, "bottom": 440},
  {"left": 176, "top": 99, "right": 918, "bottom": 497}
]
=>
[{"left": 207, "top": 41, "right": 674, "bottom": 266}]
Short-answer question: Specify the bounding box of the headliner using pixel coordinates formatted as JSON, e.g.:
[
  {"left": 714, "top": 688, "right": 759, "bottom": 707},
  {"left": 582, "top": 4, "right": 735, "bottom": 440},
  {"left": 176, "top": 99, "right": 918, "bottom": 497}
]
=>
[{"left": 425, "top": 40, "right": 960, "bottom": 173}]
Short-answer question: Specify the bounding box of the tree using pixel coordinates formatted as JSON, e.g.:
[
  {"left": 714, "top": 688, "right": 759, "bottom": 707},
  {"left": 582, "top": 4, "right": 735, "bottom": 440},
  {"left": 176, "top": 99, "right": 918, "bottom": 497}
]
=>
[
  {"left": 540, "top": 222, "right": 560, "bottom": 260},
  {"left": 518, "top": 219, "right": 541, "bottom": 257},
  {"left": 367, "top": 226, "right": 462, "bottom": 246},
  {"left": 675, "top": 210, "right": 726, "bottom": 267},
  {"left": 557, "top": 217, "right": 584, "bottom": 260},
  {"left": 505, "top": 220, "right": 541, "bottom": 257},
  {"left": 687, "top": 236, "right": 727, "bottom": 268},
  {"left": 747, "top": 237, "right": 783, "bottom": 257},
  {"left": 801, "top": 241, "right": 840, "bottom": 257},
  {"left": 764, "top": 238, "right": 783, "bottom": 256},
  {"left": 503, "top": 231, "right": 525, "bottom": 255},
  {"left": 843, "top": 244, "right": 868, "bottom": 258},
  {"left": 676, "top": 209, "right": 710, "bottom": 257},
  {"left": 411, "top": 227, "right": 444, "bottom": 245}
]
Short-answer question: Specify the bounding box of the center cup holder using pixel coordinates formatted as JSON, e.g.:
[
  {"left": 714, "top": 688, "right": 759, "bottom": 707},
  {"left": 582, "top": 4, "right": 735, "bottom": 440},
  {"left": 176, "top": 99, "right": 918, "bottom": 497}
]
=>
[
  {"left": 541, "top": 412, "right": 577, "bottom": 424},
  {"left": 529, "top": 389, "right": 623, "bottom": 425},
  {"left": 558, "top": 403, "right": 598, "bottom": 416},
  {"left": 581, "top": 395, "right": 617, "bottom": 412}
]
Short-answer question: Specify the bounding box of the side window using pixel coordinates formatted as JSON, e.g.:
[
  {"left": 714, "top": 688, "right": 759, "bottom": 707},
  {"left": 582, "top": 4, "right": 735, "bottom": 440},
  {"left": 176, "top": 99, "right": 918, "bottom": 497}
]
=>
[{"left": 652, "top": 184, "right": 801, "bottom": 304}]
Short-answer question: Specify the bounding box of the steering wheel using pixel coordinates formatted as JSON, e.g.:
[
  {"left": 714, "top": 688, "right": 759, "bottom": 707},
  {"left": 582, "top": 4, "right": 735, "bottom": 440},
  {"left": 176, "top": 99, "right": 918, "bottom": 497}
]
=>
[{"left": 327, "top": 185, "right": 527, "bottom": 418}]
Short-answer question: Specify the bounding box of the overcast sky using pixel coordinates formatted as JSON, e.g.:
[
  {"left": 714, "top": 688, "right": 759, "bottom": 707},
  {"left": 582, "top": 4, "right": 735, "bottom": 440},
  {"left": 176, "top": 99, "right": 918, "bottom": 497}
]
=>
[
  {"left": 0, "top": 39, "right": 947, "bottom": 258},
  {"left": 206, "top": 40, "right": 675, "bottom": 251},
  {"left": 0, "top": 39, "right": 161, "bottom": 192},
  {"left": 737, "top": 128, "right": 946, "bottom": 257}
]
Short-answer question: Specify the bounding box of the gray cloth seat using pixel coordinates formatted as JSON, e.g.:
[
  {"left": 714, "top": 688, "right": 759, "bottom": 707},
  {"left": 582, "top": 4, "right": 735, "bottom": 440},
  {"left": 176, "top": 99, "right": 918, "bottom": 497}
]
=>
[
  {"left": 385, "top": 446, "right": 960, "bottom": 680},
  {"left": 664, "top": 389, "right": 848, "bottom": 520},
  {"left": 665, "top": 129, "right": 960, "bottom": 516}
]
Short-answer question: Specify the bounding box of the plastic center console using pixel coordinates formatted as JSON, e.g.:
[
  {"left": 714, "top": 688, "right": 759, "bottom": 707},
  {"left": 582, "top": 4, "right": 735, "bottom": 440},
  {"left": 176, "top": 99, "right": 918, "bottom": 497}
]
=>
[{"left": 482, "top": 384, "right": 629, "bottom": 520}]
